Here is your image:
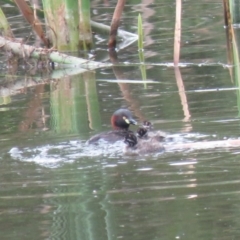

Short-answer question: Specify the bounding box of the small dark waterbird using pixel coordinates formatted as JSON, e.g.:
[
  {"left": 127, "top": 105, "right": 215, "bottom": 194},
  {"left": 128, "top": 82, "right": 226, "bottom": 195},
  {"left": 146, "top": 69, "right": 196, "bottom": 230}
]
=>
[
  {"left": 124, "top": 131, "right": 165, "bottom": 155},
  {"left": 87, "top": 109, "right": 137, "bottom": 144}
]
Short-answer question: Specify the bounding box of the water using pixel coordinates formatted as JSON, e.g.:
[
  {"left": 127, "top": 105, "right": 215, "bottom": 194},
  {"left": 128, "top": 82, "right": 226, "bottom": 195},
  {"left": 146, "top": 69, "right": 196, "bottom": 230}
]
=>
[{"left": 1, "top": 0, "right": 240, "bottom": 239}]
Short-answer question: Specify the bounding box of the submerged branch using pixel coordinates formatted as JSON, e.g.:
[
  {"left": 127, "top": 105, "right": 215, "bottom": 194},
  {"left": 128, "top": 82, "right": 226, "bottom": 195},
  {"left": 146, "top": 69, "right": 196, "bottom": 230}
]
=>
[
  {"left": 0, "top": 36, "right": 111, "bottom": 69},
  {"left": 91, "top": 20, "right": 138, "bottom": 50}
]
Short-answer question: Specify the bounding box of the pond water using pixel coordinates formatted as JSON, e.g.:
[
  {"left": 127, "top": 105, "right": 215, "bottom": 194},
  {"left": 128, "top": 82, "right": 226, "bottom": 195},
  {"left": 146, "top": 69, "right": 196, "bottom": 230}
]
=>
[{"left": 1, "top": 0, "right": 240, "bottom": 239}]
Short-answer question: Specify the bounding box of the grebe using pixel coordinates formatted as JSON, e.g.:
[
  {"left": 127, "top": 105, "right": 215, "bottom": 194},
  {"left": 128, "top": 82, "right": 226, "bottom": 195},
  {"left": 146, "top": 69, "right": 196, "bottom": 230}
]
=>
[
  {"left": 137, "top": 121, "right": 166, "bottom": 141},
  {"left": 124, "top": 131, "right": 165, "bottom": 155},
  {"left": 87, "top": 109, "right": 137, "bottom": 144}
]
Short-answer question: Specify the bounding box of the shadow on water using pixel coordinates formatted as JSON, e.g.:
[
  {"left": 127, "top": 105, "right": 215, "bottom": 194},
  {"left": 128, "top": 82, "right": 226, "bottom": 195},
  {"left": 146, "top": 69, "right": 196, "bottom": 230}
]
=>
[{"left": 1, "top": 0, "right": 240, "bottom": 240}]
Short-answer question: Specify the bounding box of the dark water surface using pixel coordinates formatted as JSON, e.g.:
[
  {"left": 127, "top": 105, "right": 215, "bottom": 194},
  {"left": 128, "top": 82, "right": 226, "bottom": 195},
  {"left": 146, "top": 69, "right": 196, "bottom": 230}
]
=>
[{"left": 1, "top": 0, "right": 240, "bottom": 239}]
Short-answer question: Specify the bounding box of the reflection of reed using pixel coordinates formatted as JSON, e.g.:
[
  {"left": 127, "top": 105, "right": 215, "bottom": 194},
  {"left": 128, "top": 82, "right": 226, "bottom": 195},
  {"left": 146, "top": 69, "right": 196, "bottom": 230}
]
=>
[
  {"left": 174, "top": 67, "right": 191, "bottom": 123},
  {"left": 84, "top": 72, "right": 102, "bottom": 131},
  {"left": 50, "top": 72, "right": 101, "bottom": 134},
  {"left": 173, "top": 0, "right": 191, "bottom": 126},
  {"left": 19, "top": 84, "right": 47, "bottom": 132},
  {"left": 173, "top": 1, "right": 191, "bottom": 122},
  {"left": 109, "top": 50, "right": 145, "bottom": 121},
  {"left": 4, "top": 69, "right": 101, "bottom": 135}
]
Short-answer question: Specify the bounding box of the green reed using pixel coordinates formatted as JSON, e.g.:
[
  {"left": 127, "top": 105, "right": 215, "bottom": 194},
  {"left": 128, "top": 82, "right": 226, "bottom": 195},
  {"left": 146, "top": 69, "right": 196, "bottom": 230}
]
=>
[
  {"left": 0, "top": 7, "right": 13, "bottom": 37},
  {"left": 137, "top": 14, "right": 147, "bottom": 88},
  {"left": 42, "top": 0, "right": 92, "bottom": 51},
  {"left": 137, "top": 13, "right": 143, "bottom": 50}
]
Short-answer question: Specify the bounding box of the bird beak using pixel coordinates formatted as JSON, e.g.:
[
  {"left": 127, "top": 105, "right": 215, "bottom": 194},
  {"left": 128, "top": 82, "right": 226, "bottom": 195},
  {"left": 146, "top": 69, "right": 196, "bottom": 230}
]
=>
[
  {"left": 129, "top": 118, "right": 137, "bottom": 125},
  {"left": 123, "top": 116, "right": 137, "bottom": 125}
]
